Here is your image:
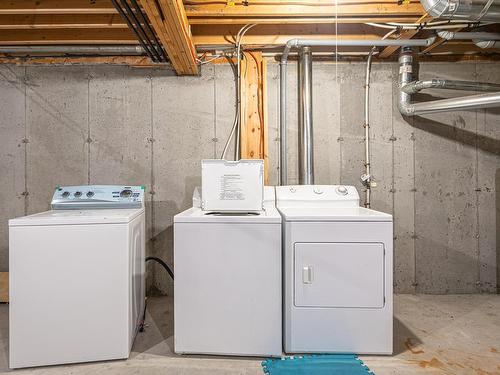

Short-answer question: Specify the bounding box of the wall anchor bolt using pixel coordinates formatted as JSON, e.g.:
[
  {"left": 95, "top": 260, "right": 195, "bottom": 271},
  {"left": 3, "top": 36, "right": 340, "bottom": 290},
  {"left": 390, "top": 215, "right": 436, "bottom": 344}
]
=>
[{"left": 389, "top": 135, "right": 397, "bottom": 141}]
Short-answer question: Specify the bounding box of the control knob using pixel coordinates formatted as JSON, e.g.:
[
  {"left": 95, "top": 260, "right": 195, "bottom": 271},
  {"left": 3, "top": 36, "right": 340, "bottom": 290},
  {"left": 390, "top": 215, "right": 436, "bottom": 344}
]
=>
[
  {"left": 74, "top": 191, "right": 82, "bottom": 198},
  {"left": 336, "top": 186, "right": 348, "bottom": 195},
  {"left": 120, "top": 189, "right": 133, "bottom": 198},
  {"left": 86, "top": 191, "right": 95, "bottom": 198},
  {"left": 62, "top": 191, "right": 70, "bottom": 198}
]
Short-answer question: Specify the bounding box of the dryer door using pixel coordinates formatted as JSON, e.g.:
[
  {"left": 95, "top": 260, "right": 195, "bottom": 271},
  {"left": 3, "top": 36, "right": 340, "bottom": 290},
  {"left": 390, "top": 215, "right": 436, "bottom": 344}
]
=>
[{"left": 294, "top": 242, "right": 384, "bottom": 308}]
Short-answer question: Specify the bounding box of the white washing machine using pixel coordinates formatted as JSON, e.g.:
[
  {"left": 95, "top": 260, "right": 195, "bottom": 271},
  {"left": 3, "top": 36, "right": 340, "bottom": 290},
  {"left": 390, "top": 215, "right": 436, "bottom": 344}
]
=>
[
  {"left": 174, "top": 186, "right": 282, "bottom": 357},
  {"left": 9, "top": 185, "right": 146, "bottom": 368},
  {"left": 276, "top": 185, "right": 393, "bottom": 355}
]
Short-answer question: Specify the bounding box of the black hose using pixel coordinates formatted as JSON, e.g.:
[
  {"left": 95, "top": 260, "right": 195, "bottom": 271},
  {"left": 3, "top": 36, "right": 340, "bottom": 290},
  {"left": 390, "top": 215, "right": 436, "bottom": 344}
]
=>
[{"left": 146, "top": 256, "right": 174, "bottom": 280}]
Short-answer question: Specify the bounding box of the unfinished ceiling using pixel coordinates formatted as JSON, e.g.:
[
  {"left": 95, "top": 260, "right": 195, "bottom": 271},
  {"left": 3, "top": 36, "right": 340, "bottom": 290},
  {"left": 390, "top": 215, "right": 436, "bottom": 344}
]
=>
[{"left": 1, "top": 0, "right": 499, "bottom": 74}]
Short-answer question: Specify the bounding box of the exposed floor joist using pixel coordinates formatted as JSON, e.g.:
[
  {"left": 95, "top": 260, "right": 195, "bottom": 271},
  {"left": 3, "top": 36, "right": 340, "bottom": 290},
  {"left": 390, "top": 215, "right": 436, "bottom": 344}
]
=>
[
  {"left": 140, "top": 0, "right": 198, "bottom": 75},
  {"left": 377, "top": 14, "right": 432, "bottom": 58},
  {"left": 0, "top": 14, "right": 127, "bottom": 29}
]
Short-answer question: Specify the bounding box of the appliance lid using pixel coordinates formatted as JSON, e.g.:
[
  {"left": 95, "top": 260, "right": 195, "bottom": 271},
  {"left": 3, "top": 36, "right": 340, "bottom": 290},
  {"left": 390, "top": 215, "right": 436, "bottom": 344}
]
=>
[
  {"left": 9, "top": 208, "right": 144, "bottom": 226},
  {"left": 174, "top": 206, "right": 281, "bottom": 224},
  {"left": 278, "top": 206, "right": 392, "bottom": 222}
]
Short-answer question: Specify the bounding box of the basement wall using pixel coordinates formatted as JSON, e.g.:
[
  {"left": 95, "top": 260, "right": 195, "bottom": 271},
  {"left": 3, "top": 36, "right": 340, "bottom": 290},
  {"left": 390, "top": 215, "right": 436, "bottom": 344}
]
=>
[{"left": 0, "top": 61, "right": 498, "bottom": 295}]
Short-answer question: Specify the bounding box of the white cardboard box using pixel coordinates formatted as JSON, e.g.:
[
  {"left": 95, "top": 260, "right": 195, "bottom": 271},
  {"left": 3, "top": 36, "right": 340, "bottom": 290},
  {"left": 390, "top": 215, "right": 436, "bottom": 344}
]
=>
[{"left": 201, "top": 159, "right": 264, "bottom": 212}]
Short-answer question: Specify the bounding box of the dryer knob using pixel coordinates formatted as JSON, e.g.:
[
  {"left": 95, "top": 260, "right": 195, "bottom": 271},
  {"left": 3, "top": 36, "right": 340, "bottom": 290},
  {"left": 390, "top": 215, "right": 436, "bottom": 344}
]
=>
[
  {"left": 289, "top": 187, "right": 296, "bottom": 193},
  {"left": 313, "top": 187, "right": 323, "bottom": 194},
  {"left": 336, "top": 186, "right": 348, "bottom": 195}
]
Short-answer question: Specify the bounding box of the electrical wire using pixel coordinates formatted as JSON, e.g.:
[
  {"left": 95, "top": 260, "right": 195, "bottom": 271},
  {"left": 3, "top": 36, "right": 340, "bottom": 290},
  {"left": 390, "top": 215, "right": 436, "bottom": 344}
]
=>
[
  {"left": 146, "top": 256, "right": 174, "bottom": 280},
  {"left": 220, "top": 23, "right": 257, "bottom": 160}
]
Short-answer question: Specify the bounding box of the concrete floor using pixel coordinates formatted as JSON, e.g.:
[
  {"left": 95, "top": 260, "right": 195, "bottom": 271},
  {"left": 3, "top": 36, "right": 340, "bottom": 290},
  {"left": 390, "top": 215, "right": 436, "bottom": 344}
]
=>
[{"left": 0, "top": 295, "right": 498, "bottom": 374}]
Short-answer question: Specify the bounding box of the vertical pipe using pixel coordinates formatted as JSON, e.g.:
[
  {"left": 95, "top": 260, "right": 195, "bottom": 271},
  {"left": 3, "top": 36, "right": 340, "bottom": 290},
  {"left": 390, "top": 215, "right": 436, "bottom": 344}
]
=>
[
  {"left": 364, "top": 48, "right": 374, "bottom": 208},
  {"left": 279, "top": 61, "right": 288, "bottom": 185},
  {"left": 298, "top": 46, "right": 314, "bottom": 185}
]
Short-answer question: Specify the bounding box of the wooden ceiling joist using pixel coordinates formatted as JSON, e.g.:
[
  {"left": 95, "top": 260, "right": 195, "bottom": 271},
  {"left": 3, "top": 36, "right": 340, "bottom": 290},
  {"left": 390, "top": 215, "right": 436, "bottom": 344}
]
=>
[
  {"left": 0, "top": 0, "right": 116, "bottom": 14},
  {"left": 0, "top": 29, "right": 137, "bottom": 45},
  {"left": 0, "top": 14, "right": 127, "bottom": 29},
  {"left": 184, "top": 0, "right": 424, "bottom": 18},
  {"left": 140, "top": 0, "right": 198, "bottom": 75},
  {"left": 377, "top": 14, "right": 432, "bottom": 58}
]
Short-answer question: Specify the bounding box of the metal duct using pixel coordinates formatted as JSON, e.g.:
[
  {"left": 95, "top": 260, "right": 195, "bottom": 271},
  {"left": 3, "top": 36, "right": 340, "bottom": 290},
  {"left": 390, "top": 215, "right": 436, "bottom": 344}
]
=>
[
  {"left": 475, "top": 39, "right": 500, "bottom": 48},
  {"left": 420, "top": 0, "right": 500, "bottom": 22},
  {"left": 278, "top": 36, "right": 436, "bottom": 185},
  {"left": 398, "top": 47, "right": 500, "bottom": 116},
  {"left": 437, "top": 31, "right": 500, "bottom": 40},
  {"left": 298, "top": 47, "right": 314, "bottom": 185}
]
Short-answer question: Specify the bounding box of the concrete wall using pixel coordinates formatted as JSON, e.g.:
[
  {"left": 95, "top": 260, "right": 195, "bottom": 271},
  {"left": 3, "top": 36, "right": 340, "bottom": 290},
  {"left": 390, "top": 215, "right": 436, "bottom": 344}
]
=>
[{"left": 0, "top": 61, "right": 498, "bottom": 295}]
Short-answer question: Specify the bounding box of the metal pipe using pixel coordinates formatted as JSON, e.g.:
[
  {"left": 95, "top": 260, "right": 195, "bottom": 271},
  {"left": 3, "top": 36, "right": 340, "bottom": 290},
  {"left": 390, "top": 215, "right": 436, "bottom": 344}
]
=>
[
  {"left": 420, "top": 0, "right": 500, "bottom": 22},
  {"left": 298, "top": 46, "right": 314, "bottom": 185},
  {"left": 437, "top": 30, "right": 500, "bottom": 40},
  {"left": 0, "top": 45, "right": 146, "bottom": 55},
  {"left": 278, "top": 36, "right": 435, "bottom": 185},
  {"left": 398, "top": 47, "right": 500, "bottom": 116},
  {"left": 363, "top": 48, "right": 375, "bottom": 208},
  {"left": 279, "top": 61, "right": 288, "bottom": 185},
  {"left": 401, "top": 79, "right": 500, "bottom": 94}
]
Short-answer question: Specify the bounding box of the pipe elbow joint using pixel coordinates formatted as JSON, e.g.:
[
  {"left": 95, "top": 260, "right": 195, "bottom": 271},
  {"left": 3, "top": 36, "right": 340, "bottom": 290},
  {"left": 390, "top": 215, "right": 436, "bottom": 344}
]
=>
[{"left": 398, "top": 100, "right": 415, "bottom": 116}]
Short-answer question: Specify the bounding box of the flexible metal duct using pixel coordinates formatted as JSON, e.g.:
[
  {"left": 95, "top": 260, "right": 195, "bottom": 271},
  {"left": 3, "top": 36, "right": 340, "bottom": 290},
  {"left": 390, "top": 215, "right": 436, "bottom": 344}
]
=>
[
  {"left": 398, "top": 47, "right": 500, "bottom": 116},
  {"left": 475, "top": 40, "right": 500, "bottom": 48},
  {"left": 420, "top": 0, "right": 500, "bottom": 21}
]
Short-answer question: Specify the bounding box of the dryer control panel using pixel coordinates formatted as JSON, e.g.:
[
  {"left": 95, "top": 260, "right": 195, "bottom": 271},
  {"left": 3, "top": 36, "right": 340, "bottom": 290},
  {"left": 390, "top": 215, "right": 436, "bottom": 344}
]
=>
[
  {"left": 51, "top": 185, "right": 145, "bottom": 210},
  {"left": 276, "top": 185, "right": 360, "bottom": 208}
]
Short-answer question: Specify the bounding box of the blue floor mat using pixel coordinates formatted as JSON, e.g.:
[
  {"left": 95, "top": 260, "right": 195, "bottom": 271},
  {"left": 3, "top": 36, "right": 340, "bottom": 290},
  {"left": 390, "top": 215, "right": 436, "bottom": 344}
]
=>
[{"left": 261, "top": 354, "right": 374, "bottom": 375}]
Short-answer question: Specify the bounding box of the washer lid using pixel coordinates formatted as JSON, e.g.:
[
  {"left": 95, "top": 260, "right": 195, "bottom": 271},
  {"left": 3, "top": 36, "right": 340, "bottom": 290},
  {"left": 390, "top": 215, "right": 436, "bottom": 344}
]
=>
[
  {"left": 278, "top": 206, "right": 392, "bottom": 222},
  {"left": 9, "top": 208, "right": 144, "bottom": 226},
  {"left": 174, "top": 206, "right": 281, "bottom": 224}
]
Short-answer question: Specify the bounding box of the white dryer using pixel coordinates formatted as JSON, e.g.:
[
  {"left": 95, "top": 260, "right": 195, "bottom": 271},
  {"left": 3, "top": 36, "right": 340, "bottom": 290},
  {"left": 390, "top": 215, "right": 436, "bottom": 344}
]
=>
[
  {"left": 9, "top": 185, "right": 146, "bottom": 368},
  {"left": 276, "top": 185, "right": 393, "bottom": 355},
  {"left": 174, "top": 186, "right": 282, "bottom": 357}
]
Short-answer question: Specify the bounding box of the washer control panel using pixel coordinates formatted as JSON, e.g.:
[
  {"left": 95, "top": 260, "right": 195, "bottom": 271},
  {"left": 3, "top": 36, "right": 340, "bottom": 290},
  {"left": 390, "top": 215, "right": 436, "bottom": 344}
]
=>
[
  {"left": 51, "top": 185, "right": 145, "bottom": 210},
  {"left": 276, "top": 185, "right": 360, "bottom": 208}
]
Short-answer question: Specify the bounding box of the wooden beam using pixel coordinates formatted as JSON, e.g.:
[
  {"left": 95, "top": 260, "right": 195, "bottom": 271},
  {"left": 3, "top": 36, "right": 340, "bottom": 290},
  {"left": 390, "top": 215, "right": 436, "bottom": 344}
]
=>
[
  {"left": 240, "top": 51, "right": 269, "bottom": 184},
  {"left": 188, "top": 16, "right": 425, "bottom": 25},
  {"left": 377, "top": 14, "right": 432, "bottom": 58},
  {"left": 140, "top": 0, "right": 198, "bottom": 75},
  {"left": 0, "top": 29, "right": 138, "bottom": 44},
  {"left": 0, "top": 14, "right": 127, "bottom": 29},
  {"left": 192, "top": 23, "right": 390, "bottom": 46},
  {"left": 0, "top": 55, "right": 162, "bottom": 67},
  {"left": 185, "top": 0, "right": 424, "bottom": 18},
  {"left": 0, "top": 0, "right": 116, "bottom": 14}
]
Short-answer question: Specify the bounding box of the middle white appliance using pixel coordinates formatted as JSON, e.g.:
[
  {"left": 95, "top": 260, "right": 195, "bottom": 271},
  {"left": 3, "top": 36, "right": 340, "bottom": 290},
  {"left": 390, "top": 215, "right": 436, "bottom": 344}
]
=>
[
  {"left": 277, "top": 185, "right": 393, "bottom": 355},
  {"left": 174, "top": 186, "right": 282, "bottom": 357}
]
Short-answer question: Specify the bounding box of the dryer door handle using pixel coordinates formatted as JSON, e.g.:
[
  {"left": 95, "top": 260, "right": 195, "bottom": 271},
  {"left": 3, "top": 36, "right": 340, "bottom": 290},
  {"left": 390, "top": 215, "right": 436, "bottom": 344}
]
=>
[{"left": 302, "top": 266, "right": 313, "bottom": 284}]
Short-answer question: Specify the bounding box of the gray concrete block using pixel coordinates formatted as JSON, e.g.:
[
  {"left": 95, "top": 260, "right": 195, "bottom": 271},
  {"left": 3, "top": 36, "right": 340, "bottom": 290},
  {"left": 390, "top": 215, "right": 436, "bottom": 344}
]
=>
[
  {"left": 25, "top": 66, "right": 89, "bottom": 214},
  {"left": 368, "top": 63, "right": 394, "bottom": 214},
  {"left": 312, "top": 63, "right": 341, "bottom": 185},
  {"left": 339, "top": 63, "right": 365, "bottom": 193},
  {"left": 152, "top": 66, "right": 216, "bottom": 295},
  {"left": 266, "top": 61, "right": 280, "bottom": 186},
  {"left": 475, "top": 63, "right": 500, "bottom": 293},
  {"left": 391, "top": 64, "right": 417, "bottom": 294},
  {"left": 0, "top": 66, "right": 26, "bottom": 270},
  {"left": 413, "top": 63, "right": 479, "bottom": 293}
]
